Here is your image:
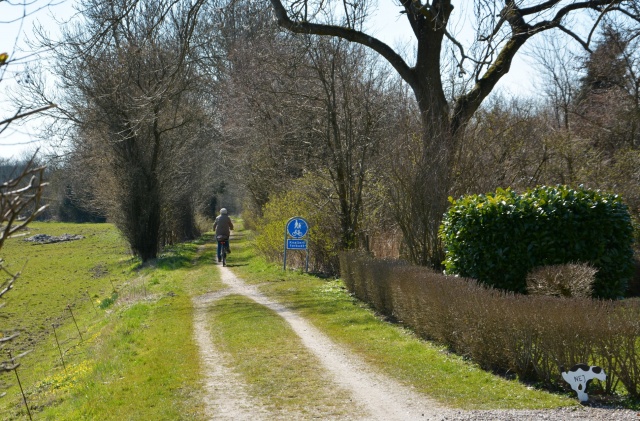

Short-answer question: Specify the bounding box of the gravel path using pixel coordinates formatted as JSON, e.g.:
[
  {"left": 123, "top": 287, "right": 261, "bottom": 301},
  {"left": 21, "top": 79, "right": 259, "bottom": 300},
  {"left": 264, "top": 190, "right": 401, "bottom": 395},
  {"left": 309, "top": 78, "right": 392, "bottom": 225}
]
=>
[{"left": 193, "top": 262, "right": 640, "bottom": 421}]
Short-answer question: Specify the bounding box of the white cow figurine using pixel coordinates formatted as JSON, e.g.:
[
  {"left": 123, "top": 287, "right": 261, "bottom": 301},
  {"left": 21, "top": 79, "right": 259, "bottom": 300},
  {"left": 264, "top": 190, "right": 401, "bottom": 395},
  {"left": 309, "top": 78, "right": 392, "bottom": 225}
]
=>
[{"left": 561, "top": 364, "right": 606, "bottom": 402}]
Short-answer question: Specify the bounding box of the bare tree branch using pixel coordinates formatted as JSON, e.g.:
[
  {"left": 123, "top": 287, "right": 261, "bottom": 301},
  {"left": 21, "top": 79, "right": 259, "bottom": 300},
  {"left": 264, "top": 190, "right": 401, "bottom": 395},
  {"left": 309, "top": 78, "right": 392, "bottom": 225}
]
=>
[
  {"left": 269, "top": 0, "right": 416, "bottom": 86},
  {"left": 0, "top": 103, "right": 57, "bottom": 131},
  {"left": 452, "top": 0, "right": 627, "bottom": 134},
  {"left": 0, "top": 157, "right": 48, "bottom": 250}
]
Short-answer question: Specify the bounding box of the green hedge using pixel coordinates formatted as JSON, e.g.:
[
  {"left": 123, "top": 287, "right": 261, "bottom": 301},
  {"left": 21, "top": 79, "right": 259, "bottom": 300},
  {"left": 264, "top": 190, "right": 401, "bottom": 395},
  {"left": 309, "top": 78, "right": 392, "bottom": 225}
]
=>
[{"left": 440, "top": 186, "right": 634, "bottom": 298}]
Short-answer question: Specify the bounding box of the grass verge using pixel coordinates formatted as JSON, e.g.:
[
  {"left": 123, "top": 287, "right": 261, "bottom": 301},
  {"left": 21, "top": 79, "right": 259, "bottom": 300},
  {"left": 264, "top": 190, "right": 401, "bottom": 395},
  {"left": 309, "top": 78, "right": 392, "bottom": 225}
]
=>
[
  {"left": 0, "top": 223, "right": 211, "bottom": 420},
  {"left": 1, "top": 221, "right": 579, "bottom": 418}
]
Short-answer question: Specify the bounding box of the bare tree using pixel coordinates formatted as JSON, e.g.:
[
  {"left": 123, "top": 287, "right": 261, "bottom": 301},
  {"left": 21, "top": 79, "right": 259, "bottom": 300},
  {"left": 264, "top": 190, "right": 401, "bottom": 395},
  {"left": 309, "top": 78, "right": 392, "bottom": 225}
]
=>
[
  {"left": 221, "top": 44, "right": 307, "bottom": 215},
  {"left": 572, "top": 26, "right": 640, "bottom": 215},
  {"left": 305, "top": 38, "right": 394, "bottom": 249},
  {"left": 455, "top": 97, "right": 542, "bottom": 192},
  {"left": 0, "top": 1, "right": 57, "bottom": 137},
  {"left": 1, "top": 0, "right": 55, "bottom": 396},
  {"left": 21, "top": 0, "right": 221, "bottom": 260},
  {"left": 574, "top": 27, "right": 640, "bottom": 151},
  {"left": 268, "top": 0, "right": 640, "bottom": 266},
  {"left": 530, "top": 35, "right": 581, "bottom": 131},
  {"left": 217, "top": 3, "right": 312, "bottom": 216},
  {"left": 220, "top": 4, "right": 395, "bottom": 251}
]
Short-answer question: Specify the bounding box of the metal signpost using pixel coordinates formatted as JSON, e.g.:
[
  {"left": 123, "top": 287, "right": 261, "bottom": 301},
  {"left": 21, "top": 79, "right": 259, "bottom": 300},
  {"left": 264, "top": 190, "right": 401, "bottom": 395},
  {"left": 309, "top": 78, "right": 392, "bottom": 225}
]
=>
[{"left": 283, "top": 216, "right": 309, "bottom": 272}]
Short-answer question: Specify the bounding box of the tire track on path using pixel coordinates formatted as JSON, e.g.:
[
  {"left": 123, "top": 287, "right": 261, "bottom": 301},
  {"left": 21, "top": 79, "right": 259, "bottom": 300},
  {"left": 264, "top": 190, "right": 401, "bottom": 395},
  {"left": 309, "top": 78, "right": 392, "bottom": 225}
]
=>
[{"left": 192, "top": 288, "right": 271, "bottom": 421}]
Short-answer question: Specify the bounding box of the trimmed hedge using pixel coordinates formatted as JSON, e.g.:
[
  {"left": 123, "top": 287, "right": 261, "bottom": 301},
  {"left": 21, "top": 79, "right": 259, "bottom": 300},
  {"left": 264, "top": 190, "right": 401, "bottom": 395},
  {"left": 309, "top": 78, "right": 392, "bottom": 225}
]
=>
[
  {"left": 440, "top": 186, "right": 634, "bottom": 298},
  {"left": 340, "top": 251, "right": 640, "bottom": 398}
]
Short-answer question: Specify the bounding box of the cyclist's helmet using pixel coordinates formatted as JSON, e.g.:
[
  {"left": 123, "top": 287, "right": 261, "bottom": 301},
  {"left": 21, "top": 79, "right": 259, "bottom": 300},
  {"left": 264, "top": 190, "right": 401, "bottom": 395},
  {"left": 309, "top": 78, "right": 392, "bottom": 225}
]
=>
[{"left": 220, "top": 208, "right": 228, "bottom": 215}]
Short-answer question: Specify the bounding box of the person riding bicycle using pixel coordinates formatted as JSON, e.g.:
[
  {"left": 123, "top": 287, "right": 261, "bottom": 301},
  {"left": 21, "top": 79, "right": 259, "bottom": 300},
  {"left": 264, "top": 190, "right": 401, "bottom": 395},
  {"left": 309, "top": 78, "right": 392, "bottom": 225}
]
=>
[{"left": 213, "top": 208, "right": 234, "bottom": 263}]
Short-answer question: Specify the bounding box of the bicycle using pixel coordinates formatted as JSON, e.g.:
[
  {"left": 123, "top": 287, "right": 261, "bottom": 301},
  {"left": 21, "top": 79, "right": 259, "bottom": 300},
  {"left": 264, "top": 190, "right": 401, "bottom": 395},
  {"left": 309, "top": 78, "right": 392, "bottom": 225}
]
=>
[{"left": 217, "top": 235, "right": 229, "bottom": 267}]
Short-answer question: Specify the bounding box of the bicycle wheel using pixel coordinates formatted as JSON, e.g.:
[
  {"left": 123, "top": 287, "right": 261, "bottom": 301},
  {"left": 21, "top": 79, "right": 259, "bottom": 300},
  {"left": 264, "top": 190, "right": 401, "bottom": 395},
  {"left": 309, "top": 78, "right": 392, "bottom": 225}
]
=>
[{"left": 221, "top": 244, "right": 227, "bottom": 267}]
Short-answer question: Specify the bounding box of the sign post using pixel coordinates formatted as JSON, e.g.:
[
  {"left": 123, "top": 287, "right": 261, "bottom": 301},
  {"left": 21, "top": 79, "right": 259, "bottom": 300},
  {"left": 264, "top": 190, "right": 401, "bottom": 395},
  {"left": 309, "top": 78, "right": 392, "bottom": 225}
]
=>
[{"left": 283, "top": 217, "right": 309, "bottom": 272}]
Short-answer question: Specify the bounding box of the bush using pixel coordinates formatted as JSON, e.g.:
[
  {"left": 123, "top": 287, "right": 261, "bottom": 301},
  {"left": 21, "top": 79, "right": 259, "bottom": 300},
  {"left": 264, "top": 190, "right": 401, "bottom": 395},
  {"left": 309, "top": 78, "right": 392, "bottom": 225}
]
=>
[
  {"left": 440, "top": 185, "right": 635, "bottom": 298},
  {"left": 254, "top": 174, "right": 340, "bottom": 273},
  {"left": 340, "top": 251, "right": 640, "bottom": 398},
  {"left": 526, "top": 263, "right": 597, "bottom": 298}
]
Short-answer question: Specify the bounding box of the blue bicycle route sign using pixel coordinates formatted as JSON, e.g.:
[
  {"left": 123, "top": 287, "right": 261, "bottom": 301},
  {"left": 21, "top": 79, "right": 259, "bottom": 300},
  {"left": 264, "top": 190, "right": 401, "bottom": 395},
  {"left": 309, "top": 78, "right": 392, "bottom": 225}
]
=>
[
  {"left": 286, "top": 218, "right": 309, "bottom": 239},
  {"left": 284, "top": 217, "right": 310, "bottom": 271}
]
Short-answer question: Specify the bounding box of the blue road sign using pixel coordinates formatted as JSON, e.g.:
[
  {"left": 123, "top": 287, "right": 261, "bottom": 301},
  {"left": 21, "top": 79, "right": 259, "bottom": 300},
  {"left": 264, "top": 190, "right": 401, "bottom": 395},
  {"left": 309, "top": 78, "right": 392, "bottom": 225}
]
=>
[
  {"left": 286, "top": 218, "right": 308, "bottom": 239},
  {"left": 286, "top": 239, "right": 307, "bottom": 250},
  {"left": 284, "top": 217, "right": 310, "bottom": 272}
]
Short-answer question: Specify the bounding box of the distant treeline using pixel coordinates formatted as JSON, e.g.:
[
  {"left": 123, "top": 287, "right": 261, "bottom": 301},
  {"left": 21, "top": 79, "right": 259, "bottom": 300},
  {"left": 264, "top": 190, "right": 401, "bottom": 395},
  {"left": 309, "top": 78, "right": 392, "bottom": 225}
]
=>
[{"left": 1, "top": 159, "right": 104, "bottom": 223}]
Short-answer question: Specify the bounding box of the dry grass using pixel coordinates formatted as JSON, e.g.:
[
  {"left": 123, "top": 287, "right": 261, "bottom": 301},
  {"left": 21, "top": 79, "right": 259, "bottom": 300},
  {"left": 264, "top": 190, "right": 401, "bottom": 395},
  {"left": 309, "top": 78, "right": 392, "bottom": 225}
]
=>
[{"left": 526, "top": 263, "right": 597, "bottom": 298}]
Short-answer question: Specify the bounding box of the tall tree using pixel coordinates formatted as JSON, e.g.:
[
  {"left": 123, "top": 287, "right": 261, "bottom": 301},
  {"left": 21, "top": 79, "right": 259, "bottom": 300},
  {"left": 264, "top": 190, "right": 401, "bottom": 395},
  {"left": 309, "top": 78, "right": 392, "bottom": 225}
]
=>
[
  {"left": 573, "top": 26, "right": 640, "bottom": 214},
  {"left": 22, "top": 0, "right": 219, "bottom": 260},
  {"left": 269, "top": 0, "right": 640, "bottom": 266},
  {"left": 575, "top": 27, "right": 639, "bottom": 151},
  {"left": 308, "top": 39, "right": 393, "bottom": 249}
]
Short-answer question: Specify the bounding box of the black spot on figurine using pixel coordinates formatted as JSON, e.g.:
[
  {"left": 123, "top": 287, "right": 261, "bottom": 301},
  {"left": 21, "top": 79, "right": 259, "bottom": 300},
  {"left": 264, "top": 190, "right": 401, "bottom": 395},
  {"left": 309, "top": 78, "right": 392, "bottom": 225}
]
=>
[{"left": 561, "top": 364, "right": 606, "bottom": 402}]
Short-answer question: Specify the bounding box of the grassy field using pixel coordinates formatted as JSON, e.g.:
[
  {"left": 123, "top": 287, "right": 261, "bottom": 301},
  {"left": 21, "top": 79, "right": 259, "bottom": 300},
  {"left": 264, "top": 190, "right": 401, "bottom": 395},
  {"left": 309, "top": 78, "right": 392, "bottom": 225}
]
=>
[
  {"left": 0, "top": 223, "right": 208, "bottom": 420},
  {"left": 1, "top": 221, "right": 579, "bottom": 419}
]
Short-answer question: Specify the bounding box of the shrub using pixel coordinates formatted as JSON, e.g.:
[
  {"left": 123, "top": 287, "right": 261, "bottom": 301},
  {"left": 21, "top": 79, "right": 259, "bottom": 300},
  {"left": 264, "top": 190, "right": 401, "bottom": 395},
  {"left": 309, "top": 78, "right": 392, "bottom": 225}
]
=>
[
  {"left": 440, "top": 185, "right": 635, "bottom": 298},
  {"left": 240, "top": 202, "right": 261, "bottom": 232},
  {"left": 526, "top": 263, "right": 597, "bottom": 298},
  {"left": 254, "top": 174, "right": 339, "bottom": 273},
  {"left": 339, "top": 252, "right": 406, "bottom": 318},
  {"left": 99, "top": 292, "right": 119, "bottom": 309}
]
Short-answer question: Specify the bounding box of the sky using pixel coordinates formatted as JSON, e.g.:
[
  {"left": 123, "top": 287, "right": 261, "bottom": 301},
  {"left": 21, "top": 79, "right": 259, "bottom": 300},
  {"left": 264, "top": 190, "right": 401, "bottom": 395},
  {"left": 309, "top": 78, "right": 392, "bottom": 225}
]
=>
[
  {"left": 1, "top": 0, "right": 77, "bottom": 160},
  {"left": 0, "top": 0, "right": 540, "bottom": 160},
  {"left": 369, "top": 2, "right": 538, "bottom": 95}
]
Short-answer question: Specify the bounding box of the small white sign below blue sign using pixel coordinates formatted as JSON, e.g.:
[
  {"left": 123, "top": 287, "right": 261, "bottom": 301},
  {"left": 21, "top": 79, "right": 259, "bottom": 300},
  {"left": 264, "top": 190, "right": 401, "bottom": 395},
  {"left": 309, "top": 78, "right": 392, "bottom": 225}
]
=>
[
  {"left": 286, "top": 239, "right": 307, "bottom": 250},
  {"left": 286, "top": 218, "right": 309, "bottom": 239}
]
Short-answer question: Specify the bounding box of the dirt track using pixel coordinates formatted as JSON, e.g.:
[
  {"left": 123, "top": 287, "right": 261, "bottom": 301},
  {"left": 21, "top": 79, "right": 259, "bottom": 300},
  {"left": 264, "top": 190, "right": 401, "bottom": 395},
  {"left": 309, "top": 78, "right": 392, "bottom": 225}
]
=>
[{"left": 192, "top": 264, "right": 640, "bottom": 421}]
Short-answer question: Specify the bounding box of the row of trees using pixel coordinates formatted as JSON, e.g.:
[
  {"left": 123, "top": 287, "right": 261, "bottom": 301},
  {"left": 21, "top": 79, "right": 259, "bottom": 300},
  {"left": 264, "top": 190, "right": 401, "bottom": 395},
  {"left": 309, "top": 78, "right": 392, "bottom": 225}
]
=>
[
  {"left": 222, "top": 1, "right": 640, "bottom": 270},
  {"left": 266, "top": 0, "right": 640, "bottom": 267},
  {"left": 6, "top": 0, "right": 640, "bottom": 269},
  {"left": 19, "top": 0, "right": 230, "bottom": 259}
]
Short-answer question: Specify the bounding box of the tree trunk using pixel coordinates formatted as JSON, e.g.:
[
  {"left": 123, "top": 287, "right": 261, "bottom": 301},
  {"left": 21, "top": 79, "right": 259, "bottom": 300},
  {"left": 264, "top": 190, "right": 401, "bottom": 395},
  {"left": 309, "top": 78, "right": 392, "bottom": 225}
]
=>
[
  {"left": 393, "top": 73, "right": 456, "bottom": 267},
  {"left": 127, "top": 175, "right": 161, "bottom": 261}
]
